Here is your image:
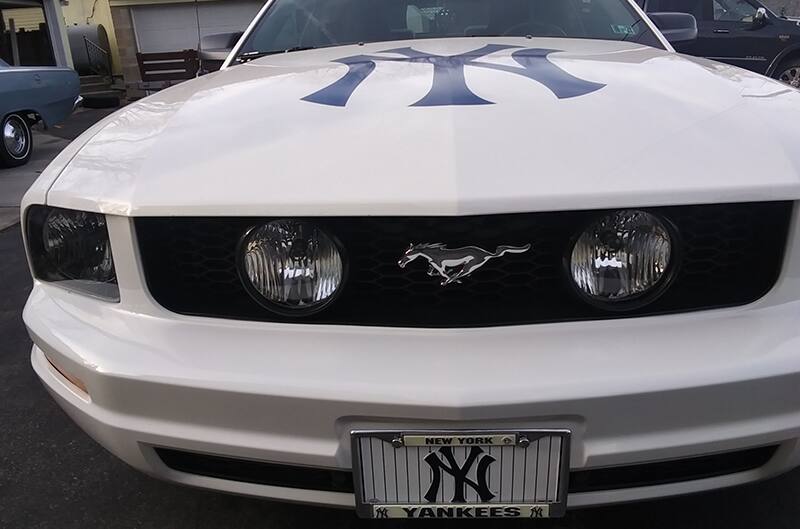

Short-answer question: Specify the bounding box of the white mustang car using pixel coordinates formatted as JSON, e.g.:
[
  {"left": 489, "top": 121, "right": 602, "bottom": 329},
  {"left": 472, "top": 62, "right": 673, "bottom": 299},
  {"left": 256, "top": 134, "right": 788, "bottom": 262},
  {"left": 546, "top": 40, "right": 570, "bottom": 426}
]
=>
[{"left": 21, "top": 0, "right": 800, "bottom": 520}]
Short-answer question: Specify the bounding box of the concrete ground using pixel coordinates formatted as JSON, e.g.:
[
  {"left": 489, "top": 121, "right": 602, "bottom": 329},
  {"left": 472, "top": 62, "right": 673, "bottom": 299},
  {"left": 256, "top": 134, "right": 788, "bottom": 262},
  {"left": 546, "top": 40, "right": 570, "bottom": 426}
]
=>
[
  {"left": 0, "top": 134, "right": 70, "bottom": 231},
  {"left": 2, "top": 109, "right": 800, "bottom": 528},
  {"left": 0, "top": 107, "right": 117, "bottom": 231},
  {"left": 46, "top": 107, "right": 118, "bottom": 142}
]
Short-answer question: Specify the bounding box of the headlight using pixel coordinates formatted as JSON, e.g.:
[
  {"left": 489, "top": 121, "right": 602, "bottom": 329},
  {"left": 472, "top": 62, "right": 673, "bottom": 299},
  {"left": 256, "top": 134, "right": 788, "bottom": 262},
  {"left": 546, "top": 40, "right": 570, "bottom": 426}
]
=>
[
  {"left": 239, "top": 220, "right": 344, "bottom": 314},
  {"left": 25, "top": 206, "right": 118, "bottom": 301},
  {"left": 570, "top": 210, "right": 674, "bottom": 307}
]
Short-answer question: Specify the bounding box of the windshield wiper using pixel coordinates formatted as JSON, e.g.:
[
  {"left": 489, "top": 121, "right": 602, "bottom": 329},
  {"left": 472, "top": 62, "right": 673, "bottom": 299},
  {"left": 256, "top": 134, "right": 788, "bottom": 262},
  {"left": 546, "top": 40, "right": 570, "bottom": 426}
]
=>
[
  {"left": 620, "top": 19, "right": 643, "bottom": 42},
  {"left": 236, "top": 46, "right": 317, "bottom": 63}
]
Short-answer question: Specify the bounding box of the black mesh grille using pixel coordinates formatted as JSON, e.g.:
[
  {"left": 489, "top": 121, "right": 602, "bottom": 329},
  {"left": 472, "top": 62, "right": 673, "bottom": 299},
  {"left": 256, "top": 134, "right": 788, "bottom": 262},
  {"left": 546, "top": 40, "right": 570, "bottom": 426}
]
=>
[
  {"left": 154, "top": 444, "right": 778, "bottom": 494},
  {"left": 135, "top": 202, "right": 792, "bottom": 327}
]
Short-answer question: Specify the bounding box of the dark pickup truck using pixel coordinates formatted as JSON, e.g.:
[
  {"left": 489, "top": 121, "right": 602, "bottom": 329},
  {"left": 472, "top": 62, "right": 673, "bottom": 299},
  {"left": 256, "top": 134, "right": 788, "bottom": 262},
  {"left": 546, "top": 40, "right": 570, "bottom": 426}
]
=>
[{"left": 640, "top": 0, "right": 800, "bottom": 86}]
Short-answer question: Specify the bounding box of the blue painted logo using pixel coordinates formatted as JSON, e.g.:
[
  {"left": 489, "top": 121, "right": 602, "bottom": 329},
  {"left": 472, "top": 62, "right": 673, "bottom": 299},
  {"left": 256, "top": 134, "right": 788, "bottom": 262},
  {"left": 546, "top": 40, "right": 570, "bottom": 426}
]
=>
[{"left": 302, "top": 44, "right": 605, "bottom": 107}]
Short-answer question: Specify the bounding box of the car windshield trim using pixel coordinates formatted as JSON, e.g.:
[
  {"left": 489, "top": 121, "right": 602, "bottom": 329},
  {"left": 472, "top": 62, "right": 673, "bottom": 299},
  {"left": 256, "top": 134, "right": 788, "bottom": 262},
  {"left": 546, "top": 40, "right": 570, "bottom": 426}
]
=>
[
  {"left": 234, "top": 0, "right": 665, "bottom": 62},
  {"left": 236, "top": 46, "right": 323, "bottom": 62}
]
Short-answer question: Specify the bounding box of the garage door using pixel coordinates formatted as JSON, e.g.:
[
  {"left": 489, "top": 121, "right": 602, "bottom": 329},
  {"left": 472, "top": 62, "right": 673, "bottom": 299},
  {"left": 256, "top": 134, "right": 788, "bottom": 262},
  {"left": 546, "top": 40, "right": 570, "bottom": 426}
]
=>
[{"left": 131, "top": 0, "right": 263, "bottom": 53}]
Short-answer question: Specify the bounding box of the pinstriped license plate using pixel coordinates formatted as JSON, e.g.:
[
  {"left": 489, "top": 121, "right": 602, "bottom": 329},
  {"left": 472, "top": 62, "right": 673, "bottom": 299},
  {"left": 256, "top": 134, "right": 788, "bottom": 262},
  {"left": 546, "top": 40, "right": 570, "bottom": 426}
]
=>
[{"left": 351, "top": 430, "right": 570, "bottom": 519}]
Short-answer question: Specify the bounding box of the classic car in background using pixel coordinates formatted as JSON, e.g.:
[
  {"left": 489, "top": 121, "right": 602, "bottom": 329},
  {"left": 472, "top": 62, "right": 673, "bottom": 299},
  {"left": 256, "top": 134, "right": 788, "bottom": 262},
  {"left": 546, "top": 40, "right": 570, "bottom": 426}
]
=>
[
  {"left": 0, "top": 59, "right": 80, "bottom": 167},
  {"left": 640, "top": 0, "right": 800, "bottom": 86}
]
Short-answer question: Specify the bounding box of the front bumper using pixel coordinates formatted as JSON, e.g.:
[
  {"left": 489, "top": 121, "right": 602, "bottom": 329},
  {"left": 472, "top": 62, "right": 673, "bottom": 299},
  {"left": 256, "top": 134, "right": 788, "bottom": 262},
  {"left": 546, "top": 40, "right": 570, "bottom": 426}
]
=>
[
  {"left": 21, "top": 211, "right": 800, "bottom": 509},
  {"left": 25, "top": 284, "right": 800, "bottom": 508}
]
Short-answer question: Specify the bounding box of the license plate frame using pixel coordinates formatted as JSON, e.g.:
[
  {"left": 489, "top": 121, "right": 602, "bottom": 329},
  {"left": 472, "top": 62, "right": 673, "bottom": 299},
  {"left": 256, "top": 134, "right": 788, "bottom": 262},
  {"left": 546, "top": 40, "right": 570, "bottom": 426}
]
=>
[{"left": 351, "top": 429, "right": 571, "bottom": 520}]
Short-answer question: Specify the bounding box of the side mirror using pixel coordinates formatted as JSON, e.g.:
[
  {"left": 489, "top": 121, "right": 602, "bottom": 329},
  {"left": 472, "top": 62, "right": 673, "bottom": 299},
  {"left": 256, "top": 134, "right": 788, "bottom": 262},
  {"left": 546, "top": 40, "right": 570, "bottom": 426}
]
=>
[
  {"left": 198, "top": 32, "right": 243, "bottom": 61},
  {"left": 752, "top": 7, "right": 768, "bottom": 28},
  {"left": 648, "top": 12, "right": 698, "bottom": 43}
]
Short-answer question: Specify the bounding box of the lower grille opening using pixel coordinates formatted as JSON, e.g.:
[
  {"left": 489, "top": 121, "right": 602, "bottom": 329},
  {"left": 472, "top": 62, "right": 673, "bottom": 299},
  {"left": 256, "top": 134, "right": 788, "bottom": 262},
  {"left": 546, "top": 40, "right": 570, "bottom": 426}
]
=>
[
  {"left": 157, "top": 448, "right": 355, "bottom": 493},
  {"left": 155, "top": 444, "right": 778, "bottom": 496},
  {"left": 568, "top": 445, "right": 778, "bottom": 493}
]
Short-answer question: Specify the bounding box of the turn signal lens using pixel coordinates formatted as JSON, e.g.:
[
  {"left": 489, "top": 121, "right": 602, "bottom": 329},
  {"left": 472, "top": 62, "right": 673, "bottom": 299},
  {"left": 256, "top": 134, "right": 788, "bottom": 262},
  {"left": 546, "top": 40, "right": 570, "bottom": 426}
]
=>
[
  {"left": 239, "top": 220, "right": 344, "bottom": 314},
  {"left": 44, "top": 352, "right": 89, "bottom": 398},
  {"left": 570, "top": 210, "right": 673, "bottom": 306}
]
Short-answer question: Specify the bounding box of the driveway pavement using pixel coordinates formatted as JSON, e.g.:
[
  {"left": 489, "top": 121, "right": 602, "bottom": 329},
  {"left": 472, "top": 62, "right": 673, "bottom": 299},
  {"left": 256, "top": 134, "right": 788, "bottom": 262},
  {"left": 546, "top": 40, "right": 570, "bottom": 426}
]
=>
[
  {"left": 46, "top": 107, "right": 117, "bottom": 142},
  {"left": 0, "top": 133, "right": 70, "bottom": 231},
  {"left": 2, "top": 109, "right": 800, "bottom": 529},
  {"left": 0, "top": 108, "right": 118, "bottom": 231}
]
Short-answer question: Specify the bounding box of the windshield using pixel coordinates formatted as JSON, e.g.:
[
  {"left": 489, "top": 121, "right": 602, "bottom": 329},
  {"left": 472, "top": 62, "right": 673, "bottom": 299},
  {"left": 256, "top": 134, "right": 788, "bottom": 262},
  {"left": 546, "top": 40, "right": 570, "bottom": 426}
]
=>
[{"left": 237, "top": 0, "right": 663, "bottom": 59}]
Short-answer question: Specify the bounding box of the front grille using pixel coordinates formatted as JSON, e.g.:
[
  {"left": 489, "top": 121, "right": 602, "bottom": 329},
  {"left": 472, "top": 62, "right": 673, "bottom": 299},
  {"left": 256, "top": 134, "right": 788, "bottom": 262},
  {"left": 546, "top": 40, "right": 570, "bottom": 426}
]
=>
[
  {"left": 567, "top": 445, "right": 778, "bottom": 493},
  {"left": 156, "top": 448, "right": 355, "bottom": 493},
  {"left": 154, "top": 445, "right": 778, "bottom": 495},
  {"left": 135, "top": 202, "right": 791, "bottom": 327}
]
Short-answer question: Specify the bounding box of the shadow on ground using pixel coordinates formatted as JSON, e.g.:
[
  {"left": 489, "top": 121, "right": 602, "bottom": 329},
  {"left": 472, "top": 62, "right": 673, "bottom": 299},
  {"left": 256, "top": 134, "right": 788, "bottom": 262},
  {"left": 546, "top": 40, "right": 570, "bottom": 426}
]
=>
[{"left": 1, "top": 226, "right": 798, "bottom": 529}]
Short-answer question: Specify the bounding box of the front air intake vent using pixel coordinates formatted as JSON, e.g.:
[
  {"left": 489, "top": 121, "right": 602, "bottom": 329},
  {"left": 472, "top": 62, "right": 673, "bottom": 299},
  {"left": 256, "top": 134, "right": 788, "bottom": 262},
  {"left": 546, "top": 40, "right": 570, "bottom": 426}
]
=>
[
  {"left": 155, "top": 444, "right": 779, "bottom": 494},
  {"left": 136, "top": 202, "right": 791, "bottom": 328}
]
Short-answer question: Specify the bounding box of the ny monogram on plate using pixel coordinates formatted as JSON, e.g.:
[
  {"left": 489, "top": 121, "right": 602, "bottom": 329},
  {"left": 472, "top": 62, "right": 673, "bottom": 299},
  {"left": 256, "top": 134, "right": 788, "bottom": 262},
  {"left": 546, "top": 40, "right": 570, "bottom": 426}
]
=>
[{"left": 352, "top": 430, "right": 570, "bottom": 519}]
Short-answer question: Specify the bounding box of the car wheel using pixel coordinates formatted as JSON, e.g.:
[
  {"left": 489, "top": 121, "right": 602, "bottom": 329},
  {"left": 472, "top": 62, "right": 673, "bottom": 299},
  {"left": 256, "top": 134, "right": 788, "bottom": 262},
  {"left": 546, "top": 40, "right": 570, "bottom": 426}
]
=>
[
  {"left": 776, "top": 59, "right": 800, "bottom": 88},
  {"left": 0, "top": 113, "right": 33, "bottom": 168},
  {"left": 82, "top": 93, "right": 121, "bottom": 109}
]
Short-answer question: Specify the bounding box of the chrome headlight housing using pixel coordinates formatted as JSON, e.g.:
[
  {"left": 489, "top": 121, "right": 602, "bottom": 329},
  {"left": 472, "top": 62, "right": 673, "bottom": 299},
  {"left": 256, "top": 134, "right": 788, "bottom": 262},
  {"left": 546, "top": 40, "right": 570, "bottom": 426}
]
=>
[
  {"left": 25, "top": 206, "right": 118, "bottom": 301},
  {"left": 238, "top": 220, "right": 345, "bottom": 315},
  {"left": 569, "top": 210, "right": 675, "bottom": 308}
]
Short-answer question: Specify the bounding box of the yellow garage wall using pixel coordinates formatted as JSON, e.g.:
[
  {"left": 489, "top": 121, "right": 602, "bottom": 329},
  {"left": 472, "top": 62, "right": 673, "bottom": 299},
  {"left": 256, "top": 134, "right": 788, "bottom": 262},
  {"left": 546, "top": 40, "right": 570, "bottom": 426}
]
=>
[
  {"left": 61, "top": 0, "right": 122, "bottom": 74},
  {"left": 108, "top": 0, "right": 219, "bottom": 6}
]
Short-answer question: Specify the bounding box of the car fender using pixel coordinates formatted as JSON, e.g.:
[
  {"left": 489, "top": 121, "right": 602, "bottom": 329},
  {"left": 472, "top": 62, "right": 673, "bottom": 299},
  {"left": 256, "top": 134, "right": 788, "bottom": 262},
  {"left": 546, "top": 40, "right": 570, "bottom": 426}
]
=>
[
  {"left": 0, "top": 67, "right": 80, "bottom": 127},
  {"left": 766, "top": 42, "right": 800, "bottom": 76}
]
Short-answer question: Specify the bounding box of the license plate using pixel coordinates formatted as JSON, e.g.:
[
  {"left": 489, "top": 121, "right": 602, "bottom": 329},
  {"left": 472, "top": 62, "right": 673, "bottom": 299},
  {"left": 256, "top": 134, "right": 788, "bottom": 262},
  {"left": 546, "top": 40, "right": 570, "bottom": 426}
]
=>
[{"left": 351, "top": 430, "right": 570, "bottom": 519}]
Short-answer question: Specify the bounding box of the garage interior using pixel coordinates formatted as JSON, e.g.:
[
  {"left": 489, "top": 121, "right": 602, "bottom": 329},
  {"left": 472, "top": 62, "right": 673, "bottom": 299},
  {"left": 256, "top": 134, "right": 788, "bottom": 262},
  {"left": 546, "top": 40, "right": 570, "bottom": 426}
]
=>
[
  {"left": 110, "top": 0, "right": 262, "bottom": 98},
  {"left": 0, "top": 0, "right": 55, "bottom": 65}
]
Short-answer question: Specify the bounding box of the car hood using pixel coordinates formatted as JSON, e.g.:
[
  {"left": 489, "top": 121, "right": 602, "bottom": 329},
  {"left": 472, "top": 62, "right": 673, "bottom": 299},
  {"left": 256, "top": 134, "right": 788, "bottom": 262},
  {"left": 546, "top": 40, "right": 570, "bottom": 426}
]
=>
[{"left": 43, "top": 37, "right": 800, "bottom": 216}]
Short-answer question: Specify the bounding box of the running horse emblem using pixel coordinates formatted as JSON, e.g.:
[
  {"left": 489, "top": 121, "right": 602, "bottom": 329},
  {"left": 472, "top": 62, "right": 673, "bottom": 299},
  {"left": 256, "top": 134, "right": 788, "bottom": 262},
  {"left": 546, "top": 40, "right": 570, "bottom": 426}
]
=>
[{"left": 398, "top": 243, "right": 532, "bottom": 286}]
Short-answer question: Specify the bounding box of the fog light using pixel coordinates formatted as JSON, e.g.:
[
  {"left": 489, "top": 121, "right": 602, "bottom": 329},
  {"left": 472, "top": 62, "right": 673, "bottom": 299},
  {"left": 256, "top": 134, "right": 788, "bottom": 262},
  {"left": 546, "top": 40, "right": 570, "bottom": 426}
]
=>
[
  {"left": 570, "top": 210, "right": 674, "bottom": 307},
  {"left": 238, "top": 220, "right": 344, "bottom": 315}
]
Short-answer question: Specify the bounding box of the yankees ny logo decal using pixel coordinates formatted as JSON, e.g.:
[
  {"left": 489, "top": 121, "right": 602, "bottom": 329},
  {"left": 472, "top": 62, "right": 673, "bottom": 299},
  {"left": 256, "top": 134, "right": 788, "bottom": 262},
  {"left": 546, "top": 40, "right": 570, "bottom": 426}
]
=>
[
  {"left": 303, "top": 44, "right": 605, "bottom": 107},
  {"left": 424, "top": 446, "right": 496, "bottom": 503}
]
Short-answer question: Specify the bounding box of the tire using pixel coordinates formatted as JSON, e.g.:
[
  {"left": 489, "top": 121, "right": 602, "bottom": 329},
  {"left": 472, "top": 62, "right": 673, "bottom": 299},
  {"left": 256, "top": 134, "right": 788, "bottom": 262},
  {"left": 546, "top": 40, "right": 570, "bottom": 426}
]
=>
[
  {"left": 775, "top": 58, "right": 800, "bottom": 89},
  {"left": 82, "top": 93, "right": 121, "bottom": 109},
  {"left": 0, "top": 113, "right": 33, "bottom": 168}
]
